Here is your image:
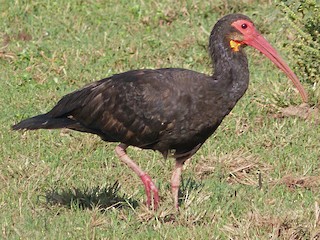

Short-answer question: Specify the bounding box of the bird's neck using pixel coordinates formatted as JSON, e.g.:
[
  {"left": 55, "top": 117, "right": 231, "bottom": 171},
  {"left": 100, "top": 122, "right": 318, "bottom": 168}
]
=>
[{"left": 210, "top": 38, "right": 250, "bottom": 102}]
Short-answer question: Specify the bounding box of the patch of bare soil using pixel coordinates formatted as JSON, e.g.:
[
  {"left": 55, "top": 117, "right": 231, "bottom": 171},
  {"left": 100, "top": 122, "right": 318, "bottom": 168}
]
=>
[
  {"left": 272, "top": 174, "right": 320, "bottom": 191},
  {"left": 222, "top": 209, "right": 320, "bottom": 239},
  {"left": 275, "top": 103, "right": 319, "bottom": 122},
  {"left": 1, "top": 31, "right": 32, "bottom": 60},
  {"left": 196, "top": 150, "right": 273, "bottom": 187}
]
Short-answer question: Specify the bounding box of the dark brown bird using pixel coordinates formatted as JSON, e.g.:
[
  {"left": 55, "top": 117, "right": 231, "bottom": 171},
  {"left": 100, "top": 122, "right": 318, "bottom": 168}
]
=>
[{"left": 12, "top": 14, "right": 308, "bottom": 210}]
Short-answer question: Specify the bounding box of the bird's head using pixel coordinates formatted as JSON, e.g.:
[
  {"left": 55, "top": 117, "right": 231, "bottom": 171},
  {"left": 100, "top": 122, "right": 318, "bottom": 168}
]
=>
[{"left": 211, "top": 14, "right": 308, "bottom": 102}]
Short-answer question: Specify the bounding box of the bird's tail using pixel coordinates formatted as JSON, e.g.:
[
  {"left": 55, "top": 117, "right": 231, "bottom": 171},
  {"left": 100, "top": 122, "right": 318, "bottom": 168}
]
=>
[{"left": 12, "top": 114, "right": 76, "bottom": 130}]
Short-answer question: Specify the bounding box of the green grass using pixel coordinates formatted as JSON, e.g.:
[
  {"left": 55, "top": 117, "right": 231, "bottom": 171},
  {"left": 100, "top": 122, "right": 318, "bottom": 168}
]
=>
[{"left": 1, "top": 0, "right": 319, "bottom": 239}]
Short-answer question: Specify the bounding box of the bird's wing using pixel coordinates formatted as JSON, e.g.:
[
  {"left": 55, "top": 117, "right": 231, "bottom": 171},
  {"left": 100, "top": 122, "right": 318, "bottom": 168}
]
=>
[{"left": 47, "top": 69, "right": 210, "bottom": 148}]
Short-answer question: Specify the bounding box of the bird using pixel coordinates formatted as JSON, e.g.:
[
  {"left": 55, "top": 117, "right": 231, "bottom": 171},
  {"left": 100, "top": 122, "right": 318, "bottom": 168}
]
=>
[{"left": 12, "top": 13, "right": 308, "bottom": 210}]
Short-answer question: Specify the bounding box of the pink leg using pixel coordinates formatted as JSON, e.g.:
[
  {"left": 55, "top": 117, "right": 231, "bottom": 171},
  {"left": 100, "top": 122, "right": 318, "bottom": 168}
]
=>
[
  {"left": 115, "top": 144, "right": 159, "bottom": 209},
  {"left": 171, "top": 160, "right": 185, "bottom": 210}
]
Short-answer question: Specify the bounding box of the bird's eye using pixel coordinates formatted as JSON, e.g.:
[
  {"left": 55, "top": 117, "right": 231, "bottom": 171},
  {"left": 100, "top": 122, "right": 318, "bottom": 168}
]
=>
[{"left": 241, "top": 23, "right": 248, "bottom": 29}]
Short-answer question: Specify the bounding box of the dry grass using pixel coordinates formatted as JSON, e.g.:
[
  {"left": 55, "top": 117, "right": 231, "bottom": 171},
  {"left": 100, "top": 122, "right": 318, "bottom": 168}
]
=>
[
  {"left": 195, "top": 150, "right": 272, "bottom": 188},
  {"left": 274, "top": 175, "right": 320, "bottom": 191},
  {"left": 222, "top": 209, "right": 318, "bottom": 239},
  {"left": 276, "top": 103, "right": 320, "bottom": 122}
]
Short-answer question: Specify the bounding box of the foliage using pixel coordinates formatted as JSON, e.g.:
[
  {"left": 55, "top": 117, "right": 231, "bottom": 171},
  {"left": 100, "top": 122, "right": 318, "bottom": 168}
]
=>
[{"left": 278, "top": 0, "right": 320, "bottom": 105}]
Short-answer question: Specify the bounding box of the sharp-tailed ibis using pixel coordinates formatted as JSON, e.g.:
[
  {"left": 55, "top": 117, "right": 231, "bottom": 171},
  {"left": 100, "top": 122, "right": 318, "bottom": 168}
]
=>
[{"left": 12, "top": 14, "right": 308, "bottom": 210}]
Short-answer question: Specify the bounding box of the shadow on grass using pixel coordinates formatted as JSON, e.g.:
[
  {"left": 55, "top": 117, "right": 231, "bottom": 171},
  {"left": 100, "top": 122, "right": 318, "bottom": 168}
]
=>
[
  {"left": 44, "top": 181, "right": 139, "bottom": 211},
  {"left": 44, "top": 178, "right": 204, "bottom": 212}
]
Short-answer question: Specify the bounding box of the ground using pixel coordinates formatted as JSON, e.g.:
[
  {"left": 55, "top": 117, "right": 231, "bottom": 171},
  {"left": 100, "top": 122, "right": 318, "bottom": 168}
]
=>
[{"left": 1, "top": 0, "right": 319, "bottom": 239}]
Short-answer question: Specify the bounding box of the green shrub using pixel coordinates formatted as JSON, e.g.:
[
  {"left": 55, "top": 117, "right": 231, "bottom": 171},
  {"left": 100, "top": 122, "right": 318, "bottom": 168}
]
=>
[{"left": 277, "top": 0, "right": 320, "bottom": 105}]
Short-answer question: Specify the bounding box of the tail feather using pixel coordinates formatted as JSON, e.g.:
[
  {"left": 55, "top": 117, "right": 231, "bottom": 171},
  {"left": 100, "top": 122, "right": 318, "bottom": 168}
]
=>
[{"left": 12, "top": 114, "right": 76, "bottom": 130}]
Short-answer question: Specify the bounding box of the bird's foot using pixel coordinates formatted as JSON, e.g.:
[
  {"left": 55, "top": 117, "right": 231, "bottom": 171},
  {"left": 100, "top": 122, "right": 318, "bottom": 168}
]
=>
[{"left": 140, "top": 173, "right": 159, "bottom": 210}]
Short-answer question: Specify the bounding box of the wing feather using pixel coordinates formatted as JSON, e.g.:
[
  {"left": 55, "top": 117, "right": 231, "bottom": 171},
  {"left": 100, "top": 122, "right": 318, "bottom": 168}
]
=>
[{"left": 44, "top": 68, "right": 227, "bottom": 158}]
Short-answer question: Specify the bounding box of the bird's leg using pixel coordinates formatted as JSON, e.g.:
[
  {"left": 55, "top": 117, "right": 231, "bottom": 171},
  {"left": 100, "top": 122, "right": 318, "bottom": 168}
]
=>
[
  {"left": 171, "top": 159, "right": 186, "bottom": 210},
  {"left": 115, "top": 143, "right": 159, "bottom": 209}
]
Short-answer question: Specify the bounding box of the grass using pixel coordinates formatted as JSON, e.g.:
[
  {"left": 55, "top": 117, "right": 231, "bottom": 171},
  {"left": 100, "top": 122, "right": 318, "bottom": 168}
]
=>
[{"left": 1, "top": 0, "right": 319, "bottom": 239}]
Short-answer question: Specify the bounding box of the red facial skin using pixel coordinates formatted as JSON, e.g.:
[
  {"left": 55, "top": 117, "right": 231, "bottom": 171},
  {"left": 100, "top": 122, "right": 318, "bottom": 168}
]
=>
[{"left": 231, "top": 19, "right": 308, "bottom": 102}]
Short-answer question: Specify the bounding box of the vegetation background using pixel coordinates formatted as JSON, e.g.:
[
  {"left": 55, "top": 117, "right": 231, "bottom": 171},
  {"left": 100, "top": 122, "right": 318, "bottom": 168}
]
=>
[{"left": 1, "top": 0, "right": 319, "bottom": 239}]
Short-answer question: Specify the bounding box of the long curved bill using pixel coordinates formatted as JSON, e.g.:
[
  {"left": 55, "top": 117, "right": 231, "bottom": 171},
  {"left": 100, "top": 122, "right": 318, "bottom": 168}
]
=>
[{"left": 245, "top": 33, "right": 308, "bottom": 102}]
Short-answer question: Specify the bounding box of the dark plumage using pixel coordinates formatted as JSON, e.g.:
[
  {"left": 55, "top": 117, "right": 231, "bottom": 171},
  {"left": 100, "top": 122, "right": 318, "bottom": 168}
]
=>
[{"left": 12, "top": 14, "right": 307, "bottom": 209}]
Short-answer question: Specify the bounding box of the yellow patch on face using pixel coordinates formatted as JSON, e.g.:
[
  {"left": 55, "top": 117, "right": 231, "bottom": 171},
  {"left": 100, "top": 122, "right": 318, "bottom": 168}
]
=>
[{"left": 230, "top": 40, "right": 242, "bottom": 52}]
